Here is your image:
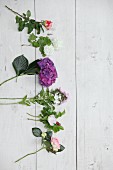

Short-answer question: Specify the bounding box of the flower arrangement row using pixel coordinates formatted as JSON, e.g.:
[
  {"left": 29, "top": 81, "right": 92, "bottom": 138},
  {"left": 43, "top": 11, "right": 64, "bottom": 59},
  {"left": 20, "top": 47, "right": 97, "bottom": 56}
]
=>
[{"left": 0, "top": 6, "right": 69, "bottom": 163}]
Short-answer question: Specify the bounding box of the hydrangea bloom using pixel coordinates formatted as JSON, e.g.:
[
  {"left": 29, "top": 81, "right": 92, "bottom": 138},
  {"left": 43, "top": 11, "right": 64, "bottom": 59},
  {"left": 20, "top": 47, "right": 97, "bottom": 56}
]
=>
[{"left": 37, "top": 58, "right": 58, "bottom": 87}]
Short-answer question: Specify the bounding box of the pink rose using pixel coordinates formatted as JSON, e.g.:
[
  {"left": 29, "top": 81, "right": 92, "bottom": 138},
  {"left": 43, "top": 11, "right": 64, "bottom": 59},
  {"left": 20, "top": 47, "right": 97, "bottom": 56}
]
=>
[
  {"left": 44, "top": 20, "right": 52, "bottom": 30},
  {"left": 51, "top": 137, "right": 60, "bottom": 151}
]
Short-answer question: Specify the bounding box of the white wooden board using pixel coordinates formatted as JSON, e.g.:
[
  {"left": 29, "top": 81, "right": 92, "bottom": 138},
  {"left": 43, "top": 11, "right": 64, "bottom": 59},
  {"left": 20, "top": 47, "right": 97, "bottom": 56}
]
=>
[
  {"left": 0, "top": 0, "right": 76, "bottom": 170},
  {"left": 77, "top": 0, "right": 113, "bottom": 169}
]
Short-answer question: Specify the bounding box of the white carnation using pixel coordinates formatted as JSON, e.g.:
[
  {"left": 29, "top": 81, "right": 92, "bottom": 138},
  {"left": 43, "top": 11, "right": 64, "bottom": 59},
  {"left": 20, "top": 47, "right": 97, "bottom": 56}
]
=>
[
  {"left": 44, "top": 45, "right": 54, "bottom": 56},
  {"left": 52, "top": 38, "right": 63, "bottom": 50}
]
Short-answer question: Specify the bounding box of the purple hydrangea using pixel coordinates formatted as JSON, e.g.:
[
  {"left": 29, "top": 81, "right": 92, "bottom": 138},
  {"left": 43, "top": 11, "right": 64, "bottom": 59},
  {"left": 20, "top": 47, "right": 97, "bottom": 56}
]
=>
[{"left": 37, "top": 58, "right": 58, "bottom": 87}]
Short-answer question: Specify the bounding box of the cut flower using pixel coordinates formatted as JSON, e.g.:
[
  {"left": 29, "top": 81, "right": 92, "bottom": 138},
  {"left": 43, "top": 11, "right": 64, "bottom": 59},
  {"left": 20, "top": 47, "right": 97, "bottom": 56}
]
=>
[
  {"left": 51, "top": 137, "right": 60, "bottom": 151},
  {"left": 37, "top": 58, "right": 58, "bottom": 87},
  {"left": 44, "top": 20, "right": 52, "bottom": 30}
]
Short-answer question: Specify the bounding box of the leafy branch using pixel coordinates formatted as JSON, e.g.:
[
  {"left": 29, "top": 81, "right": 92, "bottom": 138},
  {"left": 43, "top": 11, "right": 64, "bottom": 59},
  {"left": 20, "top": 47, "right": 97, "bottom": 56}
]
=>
[
  {"left": 28, "top": 33, "right": 52, "bottom": 56},
  {"left": 5, "top": 5, "right": 46, "bottom": 34},
  {"left": 0, "top": 88, "right": 67, "bottom": 133}
]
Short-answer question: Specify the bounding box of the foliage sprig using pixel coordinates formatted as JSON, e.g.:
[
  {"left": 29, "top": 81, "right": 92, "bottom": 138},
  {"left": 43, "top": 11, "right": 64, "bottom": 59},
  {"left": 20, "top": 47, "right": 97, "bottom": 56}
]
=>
[{"left": 5, "top": 5, "right": 46, "bottom": 34}]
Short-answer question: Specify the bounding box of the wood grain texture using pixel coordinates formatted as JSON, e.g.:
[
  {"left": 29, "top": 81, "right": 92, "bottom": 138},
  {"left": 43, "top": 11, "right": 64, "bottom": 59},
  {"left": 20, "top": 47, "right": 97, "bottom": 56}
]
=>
[
  {"left": 0, "top": 1, "right": 36, "bottom": 170},
  {"left": 77, "top": 0, "right": 113, "bottom": 169},
  {"left": 35, "top": 0, "right": 76, "bottom": 170},
  {"left": 0, "top": 0, "right": 76, "bottom": 170}
]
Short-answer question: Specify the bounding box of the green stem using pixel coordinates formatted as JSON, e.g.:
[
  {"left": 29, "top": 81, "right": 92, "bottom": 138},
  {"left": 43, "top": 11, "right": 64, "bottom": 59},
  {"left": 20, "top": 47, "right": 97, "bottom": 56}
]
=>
[
  {"left": 0, "top": 98, "right": 21, "bottom": 100},
  {"left": 0, "top": 102, "right": 18, "bottom": 105},
  {"left": 5, "top": 5, "right": 24, "bottom": 18},
  {"left": 15, "top": 147, "right": 45, "bottom": 163},
  {"left": 0, "top": 76, "right": 17, "bottom": 86},
  {"left": 21, "top": 44, "right": 32, "bottom": 47},
  {"left": 26, "top": 113, "right": 39, "bottom": 118},
  {"left": 0, "top": 97, "right": 32, "bottom": 100},
  {"left": 27, "top": 118, "right": 39, "bottom": 121},
  {"left": 0, "top": 74, "right": 25, "bottom": 87}
]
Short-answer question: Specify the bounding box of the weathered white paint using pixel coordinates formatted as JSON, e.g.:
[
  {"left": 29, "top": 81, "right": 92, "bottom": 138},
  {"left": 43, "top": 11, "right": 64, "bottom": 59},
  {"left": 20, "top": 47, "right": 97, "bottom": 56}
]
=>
[
  {"left": 35, "top": 1, "right": 76, "bottom": 170},
  {"left": 0, "top": 1, "right": 36, "bottom": 170},
  {"left": 0, "top": 0, "right": 76, "bottom": 170},
  {"left": 77, "top": 0, "right": 113, "bottom": 169}
]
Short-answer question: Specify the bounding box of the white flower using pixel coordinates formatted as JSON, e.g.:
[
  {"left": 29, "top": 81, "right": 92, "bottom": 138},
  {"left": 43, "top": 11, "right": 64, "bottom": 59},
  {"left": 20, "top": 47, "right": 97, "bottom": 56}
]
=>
[
  {"left": 44, "top": 45, "right": 54, "bottom": 56},
  {"left": 41, "top": 132, "right": 47, "bottom": 138},
  {"left": 48, "top": 115, "right": 56, "bottom": 126},
  {"left": 51, "top": 38, "right": 63, "bottom": 50}
]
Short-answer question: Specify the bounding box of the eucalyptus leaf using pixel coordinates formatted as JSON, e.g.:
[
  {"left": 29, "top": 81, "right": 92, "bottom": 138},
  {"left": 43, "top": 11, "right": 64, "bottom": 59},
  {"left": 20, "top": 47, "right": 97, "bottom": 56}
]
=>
[
  {"left": 26, "top": 10, "right": 31, "bottom": 18},
  {"left": 32, "top": 127, "right": 42, "bottom": 137},
  {"left": 12, "top": 55, "right": 29, "bottom": 76}
]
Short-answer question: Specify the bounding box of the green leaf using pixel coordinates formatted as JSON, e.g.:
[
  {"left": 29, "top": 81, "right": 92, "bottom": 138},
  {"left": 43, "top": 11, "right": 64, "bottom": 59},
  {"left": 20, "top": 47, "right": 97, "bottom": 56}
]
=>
[
  {"left": 46, "top": 131, "right": 53, "bottom": 141},
  {"left": 40, "top": 88, "right": 44, "bottom": 97},
  {"left": 18, "top": 95, "right": 31, "bottom": 106},
  {"left": 55, "top": 110, "right": 65, "bottom": 118},
  {"left": 12, "top": 55, "right": 29, "bottom": 76},
  {"left": 18, "top": 21, "right": 25, "bottom": 31},
  {"left": 23, "top": 13, "right": 26, "bottom": 17},
  {"left": 26, "top": 10, "right": 31, "bottom": 18},
  {"left": 58, "top": 145, "right": 65, "bottom": 152},
  {"left": 43, "top": 141, "right": 52, "bottom": 148},
  {"left": 28, "top": 33, "right": 37, "bottom": 42},
  {"left": 53, "top": 125, "right": 64, "bottom": 133},
  {"left": 35, "top": 22, "right": 41, "bottom": 34},
  {"left": 39, "top": 46, "right": 45, "bottom": 57},
  {"left": 24, "top": 59, "right": 40, "bottom": 75},
  {"left": 15, "top": 16, "right": 22, "bottom": 23},
  {"left": 27, "top": 23, "right": 34, "bottom": 34},
  {"left": 32, "top": 127, "right": 42, "bottom": 137},
  {"left": 32, "top": 41, "right": 39, "bottom": 47}
]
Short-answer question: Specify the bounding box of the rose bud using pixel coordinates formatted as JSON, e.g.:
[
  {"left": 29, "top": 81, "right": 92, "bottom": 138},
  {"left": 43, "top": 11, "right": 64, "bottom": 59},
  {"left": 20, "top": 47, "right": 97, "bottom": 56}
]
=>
[
  {"left": 56, "top": 121, "right": 61, "bottom": 126},
  {"left": 44, "top": 20, "right": 52, "bottom": 30}
]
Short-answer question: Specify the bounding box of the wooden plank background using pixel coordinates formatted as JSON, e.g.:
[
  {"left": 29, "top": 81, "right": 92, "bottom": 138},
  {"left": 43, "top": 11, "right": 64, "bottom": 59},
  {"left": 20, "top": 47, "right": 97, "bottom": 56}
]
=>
[
  {"left": 1, "top": 0, "right": 113, "bottom": 170},
  {"left": 77, "top": 0, "right": 113, "bottom": 170},
  {"left": 0, "top": 0, "right": 76, "bottom": 170}
]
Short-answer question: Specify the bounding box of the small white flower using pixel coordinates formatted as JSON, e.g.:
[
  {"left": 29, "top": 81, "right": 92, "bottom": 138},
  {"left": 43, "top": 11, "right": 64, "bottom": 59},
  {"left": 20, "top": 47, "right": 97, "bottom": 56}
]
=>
[
  {"left": 51, "top": 38, "right": 63, "bottom": 50},
  {"left": 44, "top": 45, "right": 54, "bottom": 56},
  {"left": 41, "top": 132, "right": 47, "bottom": 138},
  {"left": 48, "top": 115, "right": 56, "bottom": 126}
]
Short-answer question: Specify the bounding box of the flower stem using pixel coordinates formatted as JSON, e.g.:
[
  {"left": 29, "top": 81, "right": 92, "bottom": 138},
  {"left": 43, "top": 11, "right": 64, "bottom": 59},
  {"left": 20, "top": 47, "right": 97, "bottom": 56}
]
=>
[
  {"left": 0, "top": 74, "right": 24, "bottom": 87},
  {"left": 0, "top": 98, "right": 23, "bottom": 100},
  {"left": 0, "top": 102, "right": 18, "bottom": 105},
  {"left": 15, "top": 147, "right": 45, "bottom": 163},
  {"left": 26, "top": 113, "right": 39, "bottom": 118},
  {"left": 21, "top": 44, "right": 32, "bottom": 47},
  {"left": 0, "top": 76, "right": 17, "bottom": 86},
  {"left": 27, "top": 118, "right": 39, "bottom": 121},
  {"left": 5, "top": 5, "right": 24, "bottom": 18}
]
